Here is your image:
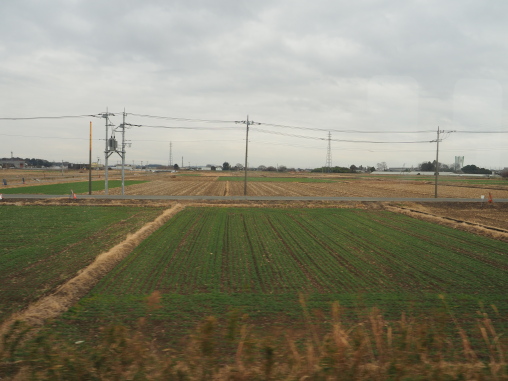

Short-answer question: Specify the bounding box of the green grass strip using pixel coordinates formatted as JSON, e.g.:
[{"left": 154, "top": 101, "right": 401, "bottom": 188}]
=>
[{"left": 0, "top": 180, "right": 147, "bottom": 194}]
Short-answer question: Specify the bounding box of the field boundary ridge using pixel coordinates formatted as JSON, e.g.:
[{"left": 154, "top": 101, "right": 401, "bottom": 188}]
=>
[
  {"left": 387, "top": 205, "right": 508, "bottom": 241},
  {"left": 0, "top": 203, "right": 185, "bottom": 334}
]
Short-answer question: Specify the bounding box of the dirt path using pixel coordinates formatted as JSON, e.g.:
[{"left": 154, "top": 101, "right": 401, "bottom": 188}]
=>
[{"left": 0, "top": 203, "right": 185, "bottom": 335}]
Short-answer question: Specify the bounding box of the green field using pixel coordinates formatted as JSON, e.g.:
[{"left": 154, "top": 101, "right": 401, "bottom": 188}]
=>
[
  {"left": 0, "top": 180, "right": 146, "bottom": 195},
  {"left": 369, "top": 175, "right": 508, "bottom": 186},
  {"left": 219, "top": 176, "right": 335, "bottom": 183},
  {"left": 50, "top": 207, "right": 508, "bottom": 348},
  {"left": 0, "top": 205, "right": 163, "bottom": 320}
]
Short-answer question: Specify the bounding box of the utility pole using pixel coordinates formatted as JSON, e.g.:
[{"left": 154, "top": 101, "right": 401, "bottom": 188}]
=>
[
  {"left": 89, "top": 121, "right": 92, "bottom": 195},
  {"left": 169, "top": 142, "right": 173, "bottom": 167},
  {"left": 120, "top": 110, "right": 126, "bottom": 195},
  {"left": 101, "top": 108, "right": 115, "bottom": 195},
  {"left": 236, "top": 115, "right": 260, "bottom": 196},
  {"left": 432, "top": 127, "right": 455, "bottom": 198},
  {"left": 434, "top": 127, "right": 441, "bottom": 198},
  {"left": 325, "top": 131, "right": 332, "bottom": 172}
]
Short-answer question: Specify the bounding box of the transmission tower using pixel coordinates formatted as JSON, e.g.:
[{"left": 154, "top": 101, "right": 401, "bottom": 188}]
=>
[
  {"left": 325, "top": 132, "right": 332, "bottom": 172},
  {"left": 169, "top": 142, "right": 173, "bottom": 167}
]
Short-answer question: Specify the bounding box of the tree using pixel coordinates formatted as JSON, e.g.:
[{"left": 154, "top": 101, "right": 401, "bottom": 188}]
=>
[
  {"left": 257, "top": 165, "right": 267, "bottom": 171},
  {"left": 311, "top": 166, "right": 351, "bottom": 173},
  {"left": 500, "top": 169, "right": 508, "bottom": 179},
  {"left": 222, "top": 162, "right": 231, "bottom": 171},
  {"left": 376, "top": 162, "right": 388, "bottom": 171},
  {"left": 266, "top": 166, "right": 277, "bottom": 171},
  {"left": 440, "top": 163, "right": 451, "bottom": 172},
  {"left": 461, "top": 164, "right": 492, "bottom": 175},
  {"left": 278, "top": 165, "right": 287, "bottom": 172},
  {"left": 173, "top": 164, "right": 179, "bottom": 170},
  {"left": 234, "top": 163, "right": 244, "bottom": 171},
  {"left": 419, "top": 161, "right": 435, "bottom": 171},
  {"left": 350, "top": 165, "right": 357, "bottom": 173}
]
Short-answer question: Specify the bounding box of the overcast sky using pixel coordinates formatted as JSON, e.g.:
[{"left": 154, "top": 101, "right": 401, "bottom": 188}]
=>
[{"left": 1, "top": 0, "right": 506, "bottom": 169}]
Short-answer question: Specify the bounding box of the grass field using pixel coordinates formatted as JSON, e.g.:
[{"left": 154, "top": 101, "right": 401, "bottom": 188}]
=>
[
  {"left": 49, "top": 207, "right": 508, "bottom": 350},
  {"left": 0, "top": 205, "right": 163, "bottom": 320},
  {"left": 0, "top": 180, "right": 146, "bottom": 195}
]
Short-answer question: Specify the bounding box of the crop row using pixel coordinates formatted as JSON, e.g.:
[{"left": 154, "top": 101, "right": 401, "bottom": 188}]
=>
[
  {"left": 91, "top": 207, "right": 508, "bottom": 296},
  {"left": 0, "top": 205, "right": 163, "bottom": 321}
]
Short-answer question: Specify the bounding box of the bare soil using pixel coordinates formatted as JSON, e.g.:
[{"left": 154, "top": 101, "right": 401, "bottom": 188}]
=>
[{"left": 86, "top": 173, "right": 508, "bottom": 199}]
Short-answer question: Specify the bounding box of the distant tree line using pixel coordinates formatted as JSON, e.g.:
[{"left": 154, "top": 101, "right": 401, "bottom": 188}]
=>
[
  {"left": 418, "top": 160, "right": 492, "bottom": 174},
  {"left": 311, "top": 165, "right": 375, "bottom": 173},
  {"left": 222, "top": 162, "right": 297, "bottom": 172},
  {"left": 1, "top": 157, "right": 53, "bottom": 168},
  {"left": 461, "top": 164, "right": 492, "bottom": 175}
]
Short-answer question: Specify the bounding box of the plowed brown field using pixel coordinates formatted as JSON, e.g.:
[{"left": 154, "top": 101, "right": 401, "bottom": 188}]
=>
[{"left": 93, "top": 175, "right": 508, "bottom": 199}]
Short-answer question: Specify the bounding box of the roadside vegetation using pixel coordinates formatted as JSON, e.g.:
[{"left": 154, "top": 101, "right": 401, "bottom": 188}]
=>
[{"left": 1, "top": 295, "right": 506, "bottom": 380}]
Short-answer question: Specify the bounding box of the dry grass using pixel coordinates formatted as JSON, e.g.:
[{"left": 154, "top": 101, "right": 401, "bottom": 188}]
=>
[{"left": 1, "top": 294, "right": 506, "bottom": 380}]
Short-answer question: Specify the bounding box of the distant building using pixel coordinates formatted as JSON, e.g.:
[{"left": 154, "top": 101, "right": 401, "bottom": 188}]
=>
[{"left": 0, "top": 159, "right": 25, "bottom": 169}]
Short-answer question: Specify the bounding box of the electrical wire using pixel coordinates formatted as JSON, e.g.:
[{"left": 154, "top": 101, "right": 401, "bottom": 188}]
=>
[
  {"left": 126, "top": 113, "right": 236, "bottom": 124},
  {"left": 124, "top": 113, "right": 448, "bottom": 134},
  {"left": 454, "top": 130, "right": 508, "bottom": 133},
  {"left": 0, "top": 133, "right": 96, "bottom": 141},
  {"left": 127, "top": 124, "right": 240, "bottom": 130},
  {"left": 0, "top": 114, "right": 101, "bottom": 120},
  {"left": 260, "top": 122, "right": 436, "bottom": 134},
  {"left": 252, "top": 127, "right": 433, "bottom": 144}
]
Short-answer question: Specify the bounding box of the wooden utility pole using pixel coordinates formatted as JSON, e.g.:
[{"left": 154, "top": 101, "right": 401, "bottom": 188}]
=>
[
  {"left": 434, "top": 127, "right": 441, "bottom": 198},
  {"left": 236, "top": 116, "right": 260, "bottom": 196},
  {"left": 89, "top": 121, "right": 92, "bottom": 195}
]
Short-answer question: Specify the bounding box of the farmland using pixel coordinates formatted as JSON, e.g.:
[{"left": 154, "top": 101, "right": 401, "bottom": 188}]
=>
[
  {"left": 0, "top": 200, "right": 507, "bottom": 379},
  {"left": 0, "top": 180, "right": 146, "bottom": 195},
  {"left": 2, "top": 168, "right": 507, "bottom": 198},
  {"left": 47, "top": 207, "right": 508, "bottom": 350},
  {"left": 0, "top": 205, "right": 164, "bottom": 321},
  {"left": 86, "top": 171, "right": 508, "bottom": 198}
]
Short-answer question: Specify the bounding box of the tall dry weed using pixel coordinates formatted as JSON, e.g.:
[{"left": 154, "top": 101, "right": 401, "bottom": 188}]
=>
[{"left": 0, "top": 298, "right": 506, "bottom": 380}]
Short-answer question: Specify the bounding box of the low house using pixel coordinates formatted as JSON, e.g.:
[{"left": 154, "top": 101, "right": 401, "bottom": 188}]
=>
[{"left": 0, "top": 159, "right": 25, "bottom": 169}]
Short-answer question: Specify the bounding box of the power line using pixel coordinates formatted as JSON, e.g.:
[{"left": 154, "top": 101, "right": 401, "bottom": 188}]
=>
[
  {"left": 0, "top": 114, "right": 101, "bottom": 120},
  {"left": 126, "top": 123, "right": 239, "bottom": 130},
  {"left": 261, "top": 122, "right": 435, "bottom": 134},
  {"left": 126, "top": 113, "right": 236, "bottom": 124},
  {"left": 454, "top": 130, "right": 508, "bottom": 133},
  {"left": 252, "top": 127, "right": 433, "bottom": 144},
  {"left": 0, "top": 133, "right": 96, "bottom": 140}
]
